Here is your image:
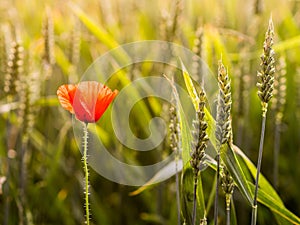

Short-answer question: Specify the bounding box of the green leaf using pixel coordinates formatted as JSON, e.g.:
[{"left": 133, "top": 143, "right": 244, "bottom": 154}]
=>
[
  {"left": 54, "top": 45, "right": 72, "bottom": 75},
  {"left": 70, "top": 3, "right": 119, "bottom": 49},
  {"left": 35, "top": 95, "right": 59, "bottom": 107},
  {"left": 180, "top": 58, "right": 200, "bottom": 112},
  {"left": 197, "top": 173, "right": 206, "bottom": 219},
  {"left": 233, "top": 145, "right": 300, "bottom": 224},
  {"left": 221, "top": 144, "right": 253, "bottom": 204},
  {"left": 248, "top": 183, "right": 300, "bottom": 225},
  {"left": 233, "top": 145, "right": 282, "bottom": 204},
  {"left": 70, "top": 3, "right": 129, "bottom": 65},
  {"left": 230, "top": 200, "right": 238, "bottom": 225},
  {"left": 181, "top": 167, "right": 207, "bottom": 224},
  {"left": 129, "top": 160, "right": 183, "bottom": 196},
  {"left": 180, "top": 167, "right": 193, "bottom": 225}
]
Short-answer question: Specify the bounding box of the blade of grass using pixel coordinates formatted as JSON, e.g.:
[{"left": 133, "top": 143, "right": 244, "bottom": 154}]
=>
[
  {"left": 70, "top": 3, "right": 129, "bottom": 65},
  {"left": 248, "top": 183, "right": 300, "bottom": 225},
  {"left": 233, "top": 144, "right": 300, "bottom": 224}
]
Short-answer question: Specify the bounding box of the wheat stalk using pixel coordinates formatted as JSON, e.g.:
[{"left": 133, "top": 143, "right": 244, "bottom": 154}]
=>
[
  {"left": 215, "top": 60, "right": 232, "bottom": 225},
  {"left": 251, "top": 17, "right": 275, "bottom": 225},
  {"left": 190, "top": 90, "right": 209, "bottom": 225},
  {"left": 169, "top": 103, "right": 181, "bottom": 225}
]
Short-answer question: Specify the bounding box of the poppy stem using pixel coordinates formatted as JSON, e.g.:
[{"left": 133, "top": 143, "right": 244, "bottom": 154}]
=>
[{"left": 83, "top": 123, "right": 90, "bottom": 225}]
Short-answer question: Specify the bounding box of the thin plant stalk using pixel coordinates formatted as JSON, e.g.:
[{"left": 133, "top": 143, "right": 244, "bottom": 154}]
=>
[
  {"left": 226, "top": 206, "right": 230, "bottom": 225},
  {"left": 251, "top": 114, "right": 266, "bottom": 225},
  {"left": 251, "top": 17, "right": 275, "bottom": 225},
  {"left": 83, "top": 123, "right": 90, "bottom": 225},
  {"left": 214, "top": 153, "right": 220, "bottom": 225},
  {"left": 19, "top": 140, "right": 27, "bottom": 225},
  {"left": 190, "top": 91, "right": 209, "bottom": 225},
  {"left": 215, "top": 60, "right": 232, "bottom": 225},
  {"left": 4, "top": 111, "right": 11, "bottom": 225},
  {"left": 165, "top": 75, "right": 182, "bottom": 225},
  {"left": 226, "top": 197, "right": 231, "bottom": 225},
  {"left": 221, "top": 166, "right": 234, "bottom": 225},
  {"left": 175, "top": 157, "right": 181, "bottom": 225},
  {"left": 192, "top": 175, "right": 198, "bottom": 225}
]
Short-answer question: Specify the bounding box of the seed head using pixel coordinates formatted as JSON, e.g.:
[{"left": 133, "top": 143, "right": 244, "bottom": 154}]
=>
[
  {"left": 220, "top": 165, "right": 235, "bottom": 210},
  {"left": 273, "top": 57, "right": 286, "bottom": 124},
  {"left": 257, "top": 18, "right": 275, "bottom": 115},
  {"left": 215, "top": 60, "right": 232, "bottom": 147},
  {"left": 190, "top": 90, "right": 209, "bottom": 174}
]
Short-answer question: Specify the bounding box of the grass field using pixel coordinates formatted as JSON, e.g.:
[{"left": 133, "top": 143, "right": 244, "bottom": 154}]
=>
[{"left": 0, "top": 0, "right": 300, "bottom": 224}]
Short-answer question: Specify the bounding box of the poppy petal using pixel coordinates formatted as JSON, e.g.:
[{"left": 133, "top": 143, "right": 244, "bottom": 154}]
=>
[
  {"left": 57, "top": 84, "right": 77, "bottom": 114},
  {"left": 73, "top": 81, "right": 100, "bottom": 122},
  {"left": 94, "top": 87, "right": 118, "bottom": 121},
  {"left": 57, "top": 81, "right": 118, "bottom": 123}
]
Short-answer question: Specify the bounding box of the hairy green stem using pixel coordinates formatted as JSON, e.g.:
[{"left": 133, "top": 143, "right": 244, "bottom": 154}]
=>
[
  {"left": 83, "top": 123, "right": 90, "bottom": 225},
  {"left": 251, "top": 114, "right": 267, "bottom": 225},
  {"left": 214, "top": 152, "right": 220, "bottom": 225}
]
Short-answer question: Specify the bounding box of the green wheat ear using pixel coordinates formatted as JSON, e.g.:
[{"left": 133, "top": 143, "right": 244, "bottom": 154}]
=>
[
  {"left": 42, "top": 8, "right": 55, "bottom": 78},
  {"left": 0, "top": 27, "right": 11, "bottom": 82},
  {"left": 168, "top": 103, "right": 181, "bottom": 225},
  {"left": 220, "top": 164, "right": 235, "bottom": 225},
  {"left": 273, "top": 56, "right": 286, "bottom": 124},
  {"left": 169, "top": 105, "right": 180, "bottom": 154},
  {"left": 216, "top": 61, "right": 232, "bottom": 147},
  {"left": 214, "top": 60, "right": 232, "bottom": 225},
  {"left": 251, "top": 17, "right": 276, "bottom": 225},
  {"left": 257, "top": 17, "right": 275, "bottom": 116},
  {"left": 190, "top": 89, "right": 209, "bottom": 225},
  {"left": 192, "top": 27, "right": 204, "bottom": 86},
  {"left": 190, "top": 90, "right": 208, "bottom": 175},
  {"left": 159, "top": 0, "right": 183, "bottom": 42},
  {"left": 68, "top": 19, "right": 81, "bottom": 82},
  {"left": 4, "top": 40, "right": 24, "bottom": 98}
]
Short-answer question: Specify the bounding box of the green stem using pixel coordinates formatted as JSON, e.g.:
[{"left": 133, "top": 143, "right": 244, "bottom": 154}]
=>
[
  {"left": 226, "top": 196, "right": 231, "bottom": 225},
  {"left": 226, "top": 209, "right": 230, "bottom": 225},
  {"left": 175, "top": 156, "right": 181, "bottom": 225},
  {"left": 83, "top": 123, "right": 90, "bottom": 225},
  {"left": 19, "top": 139, "right": 27, "bottom": 225},
  {"left": 4, "top": 95, "right": 13, "bottom": 225},
  {"left": 214, "top": 151, "right": 220, "bottom": 225},
  {"left": 251, "top": 113, "right": 267, "bottom": 225},
  {"left": 192, "top": 173, "right": 198, "bottom": 225}
]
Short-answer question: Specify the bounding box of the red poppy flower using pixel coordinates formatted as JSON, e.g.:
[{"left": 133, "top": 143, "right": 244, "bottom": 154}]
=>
[{"left": 57, "top": 81, "right": 118, "bottom": 123}]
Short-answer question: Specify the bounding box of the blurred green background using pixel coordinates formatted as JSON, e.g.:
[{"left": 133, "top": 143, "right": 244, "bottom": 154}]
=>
[{"left": 0, "top": 0, "right": 300, "bottom": 224}]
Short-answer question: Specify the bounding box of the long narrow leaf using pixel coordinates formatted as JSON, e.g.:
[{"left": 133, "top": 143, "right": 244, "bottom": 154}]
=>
[
  {"left": 233, "top": 145, "right": 300, "bottom": 224},
  {"left": 70, "top": 3, "right": 129, "bottom": 65},
  {"left": 248, "top": 183, "right": 300, "bottom": 225}
]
